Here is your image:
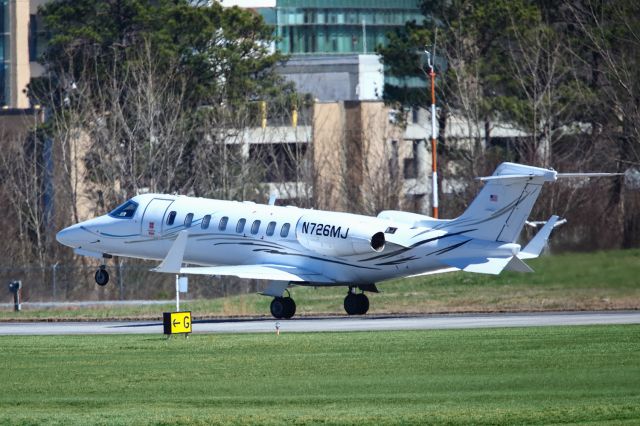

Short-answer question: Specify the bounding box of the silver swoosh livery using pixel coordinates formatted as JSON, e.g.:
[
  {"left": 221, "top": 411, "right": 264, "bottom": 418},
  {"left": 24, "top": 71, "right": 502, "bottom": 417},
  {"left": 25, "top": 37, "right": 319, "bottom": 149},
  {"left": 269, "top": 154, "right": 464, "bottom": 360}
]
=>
[{"left": 56, "top": 162, "right": 611, "bottom": 318}]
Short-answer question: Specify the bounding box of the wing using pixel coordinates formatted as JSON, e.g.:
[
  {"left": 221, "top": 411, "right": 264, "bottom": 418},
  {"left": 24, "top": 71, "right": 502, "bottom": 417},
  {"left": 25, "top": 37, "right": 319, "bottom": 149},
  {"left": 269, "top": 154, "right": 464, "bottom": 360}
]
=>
[
  {"left": 441, "top": 255, "right": 534, "bottom": 275},
  {"left": 407, "top": 267, "right": 460, "bottom": 278},
  {"left": 152, "top": 230, "right": 334, "bottom": 283},
  {"left": 178, "top": 264, "right": 334, "bottom": 283}
]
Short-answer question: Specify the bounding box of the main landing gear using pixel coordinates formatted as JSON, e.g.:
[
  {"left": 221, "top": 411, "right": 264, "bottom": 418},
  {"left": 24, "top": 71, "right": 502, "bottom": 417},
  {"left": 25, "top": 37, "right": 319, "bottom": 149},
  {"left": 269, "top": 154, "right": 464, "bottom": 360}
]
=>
[
  {"left": 267, "top": 287, "right": 371, "bottom": 319},
  {"left": 344, "top": 287, "right": 369, "bottom": 315},
  {"left": 270, "top": 294, "right": 296, "bottom": 319}
]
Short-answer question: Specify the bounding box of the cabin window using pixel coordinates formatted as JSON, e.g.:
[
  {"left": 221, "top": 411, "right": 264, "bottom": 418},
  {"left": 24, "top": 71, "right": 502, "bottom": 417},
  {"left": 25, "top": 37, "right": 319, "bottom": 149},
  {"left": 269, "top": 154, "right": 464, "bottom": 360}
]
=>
[
  {"left": 166, "top": 211, "right": 177, "bottom": 226},
  {"left": 251, "top": 220, "right": 261, "bottom": 234},
  {"left": 266, "top": 221, "right": 276, "bottom": 236},
  {"left": 201, "top": 215, "right": 211, "bottom": 229},
  {"left": 219, "top": 216, "right": 229, "bottom": 231},
  {"left": 280, "top": 223, "right": 290, "bottom": 238},
  {"left": 108, "top": 200, "right": 139, "bottom": 219},
  {"left": 184, "top": 213, "right": 194, "bottom": 227},
  {"left": 236, "top": 218, "right": 246, "bottom": 233}
]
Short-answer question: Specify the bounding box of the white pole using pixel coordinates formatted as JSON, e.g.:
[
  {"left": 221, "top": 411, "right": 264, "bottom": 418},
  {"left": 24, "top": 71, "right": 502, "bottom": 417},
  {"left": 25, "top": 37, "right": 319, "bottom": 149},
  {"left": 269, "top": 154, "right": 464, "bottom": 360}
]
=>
[
  {"left": 175, "top": 274, "right": 180, "bottom": 311},
  {"left": 431, "top": 101, "right": 438, "bottom": 216},
  {"left": 426, "top": 49, "right": 439, "bottom": 218}
]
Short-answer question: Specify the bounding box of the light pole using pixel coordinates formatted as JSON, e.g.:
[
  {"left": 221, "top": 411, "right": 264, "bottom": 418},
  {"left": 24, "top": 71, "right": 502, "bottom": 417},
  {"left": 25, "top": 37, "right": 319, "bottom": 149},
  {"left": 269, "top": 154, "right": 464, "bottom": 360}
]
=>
[{"left": 425, "top": 50, "right": 438, "bottom": 218}]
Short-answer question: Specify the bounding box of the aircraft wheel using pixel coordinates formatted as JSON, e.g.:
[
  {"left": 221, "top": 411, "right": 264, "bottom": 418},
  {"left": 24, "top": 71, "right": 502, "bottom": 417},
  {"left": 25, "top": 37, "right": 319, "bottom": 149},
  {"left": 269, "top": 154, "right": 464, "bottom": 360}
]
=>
[
  {"left": 344, "top": 293, "right": 360, "bottom": 315},
  {"left": 356, "top": 293, "right": 369, "bottom": 315},
  {"left": 95, "top": 267, "right": 109, "bottom": 286},
  {"left": 270, "top": 297, "right": 285, "bottom": 319},
  {"left": 282, "top": 297, "right": 296, "bottom": 319}
]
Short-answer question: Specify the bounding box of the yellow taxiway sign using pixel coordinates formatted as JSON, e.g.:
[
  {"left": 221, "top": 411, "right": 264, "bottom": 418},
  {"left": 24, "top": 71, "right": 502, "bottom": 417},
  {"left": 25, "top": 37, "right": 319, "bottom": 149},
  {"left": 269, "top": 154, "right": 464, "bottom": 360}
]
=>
[{"left": 163, "top": 311, "right": 192, "bottom": 335}]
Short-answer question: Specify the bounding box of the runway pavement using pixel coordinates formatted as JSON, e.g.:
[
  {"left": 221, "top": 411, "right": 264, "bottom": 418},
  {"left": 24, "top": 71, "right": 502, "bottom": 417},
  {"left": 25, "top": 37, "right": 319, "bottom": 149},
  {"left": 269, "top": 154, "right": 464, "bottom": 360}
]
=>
[{"left": 0, "top": 311, "right": 638, "bottom": 335}]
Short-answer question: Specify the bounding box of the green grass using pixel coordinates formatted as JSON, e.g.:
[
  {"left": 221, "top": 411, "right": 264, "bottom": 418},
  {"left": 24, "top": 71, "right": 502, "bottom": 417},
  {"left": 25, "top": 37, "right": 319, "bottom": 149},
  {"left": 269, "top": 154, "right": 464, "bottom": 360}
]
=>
[
  {"left": 0, "top": 325, "right": 639, "bottom": 425},
  {"left": 2, "top": 249, "right": 640, "bottom": 320}
]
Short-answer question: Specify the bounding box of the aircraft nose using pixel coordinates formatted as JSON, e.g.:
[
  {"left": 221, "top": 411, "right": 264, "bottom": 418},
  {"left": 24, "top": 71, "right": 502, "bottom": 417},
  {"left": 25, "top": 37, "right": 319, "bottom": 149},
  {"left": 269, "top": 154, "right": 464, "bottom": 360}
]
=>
[{"left": 56, "top": 224, "right": 84, "bottom": 247}]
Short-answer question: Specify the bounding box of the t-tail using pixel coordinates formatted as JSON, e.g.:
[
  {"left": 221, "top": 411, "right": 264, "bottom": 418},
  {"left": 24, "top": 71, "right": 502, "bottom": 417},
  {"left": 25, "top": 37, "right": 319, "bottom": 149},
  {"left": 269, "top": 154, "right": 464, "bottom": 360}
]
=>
[
  {"left": 435, "top": 162, "right": 618, "bottom": 275},
  {"left": 432, "top": 163, "right": 558, "bottom": 275},
  {"left": 443, "top": 163, "right": 557, "bottom": 243}
]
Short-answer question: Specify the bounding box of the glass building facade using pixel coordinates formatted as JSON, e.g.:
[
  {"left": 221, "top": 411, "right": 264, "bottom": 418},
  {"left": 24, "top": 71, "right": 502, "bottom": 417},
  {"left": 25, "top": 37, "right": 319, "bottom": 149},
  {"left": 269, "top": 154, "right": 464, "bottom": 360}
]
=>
[
  {"left": 1, "top": 0, "right": 9, "bottom": 105},
  {"left": 275, "top": 0, "right": 423, "bottom": 55}
]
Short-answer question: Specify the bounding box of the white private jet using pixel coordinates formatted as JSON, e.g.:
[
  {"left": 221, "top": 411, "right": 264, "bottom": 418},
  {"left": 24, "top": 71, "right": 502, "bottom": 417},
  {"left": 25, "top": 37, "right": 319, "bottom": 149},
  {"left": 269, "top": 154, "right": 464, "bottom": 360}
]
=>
[{"left": 56, "top": 162, "right": 615, "bottom": 318}]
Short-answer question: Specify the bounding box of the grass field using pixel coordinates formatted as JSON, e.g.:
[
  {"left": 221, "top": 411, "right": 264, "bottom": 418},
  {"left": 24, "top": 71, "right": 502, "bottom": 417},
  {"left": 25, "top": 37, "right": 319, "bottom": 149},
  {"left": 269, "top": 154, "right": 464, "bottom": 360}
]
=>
[
  {"left": 2, "top": 249, "right": 639, "bottom": 320},
  {"left": 0, "top": 325, "right": 638, "bottom": 425}
]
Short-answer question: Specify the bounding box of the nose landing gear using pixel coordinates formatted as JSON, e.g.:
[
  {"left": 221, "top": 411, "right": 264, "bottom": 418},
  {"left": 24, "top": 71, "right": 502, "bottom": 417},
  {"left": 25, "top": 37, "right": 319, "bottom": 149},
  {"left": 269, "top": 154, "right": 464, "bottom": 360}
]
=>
[
  {"left": 95, "top": 265, "right": 110, "bottom": 286},
  {"left": 94, "top": 254, "right": 113, "bottom": 286},
  {"left": 344, "top": 288, "right": 369, "bottom": 315}
]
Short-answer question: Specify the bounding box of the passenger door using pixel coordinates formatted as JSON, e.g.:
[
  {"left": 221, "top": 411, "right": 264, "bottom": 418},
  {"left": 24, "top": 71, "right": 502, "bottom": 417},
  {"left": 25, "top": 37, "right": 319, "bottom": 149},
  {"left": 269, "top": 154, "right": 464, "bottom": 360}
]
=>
[{"left": 141, "top": 198, "right": 174, "bottom": 238}]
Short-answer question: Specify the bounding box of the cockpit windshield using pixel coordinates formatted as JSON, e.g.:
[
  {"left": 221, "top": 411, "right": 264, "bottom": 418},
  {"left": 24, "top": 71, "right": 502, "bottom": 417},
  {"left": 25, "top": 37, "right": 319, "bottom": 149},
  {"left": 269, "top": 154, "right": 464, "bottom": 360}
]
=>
[{"left": 108, "top": 200, "right": 139, "bottom": 219}]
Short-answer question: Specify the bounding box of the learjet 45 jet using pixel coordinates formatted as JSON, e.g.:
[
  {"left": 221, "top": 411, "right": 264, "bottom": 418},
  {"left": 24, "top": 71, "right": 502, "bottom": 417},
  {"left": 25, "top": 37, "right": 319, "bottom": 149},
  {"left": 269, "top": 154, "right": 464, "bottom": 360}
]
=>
[{"left": 56, "top": 162, "right": 614, "bottom": 319}]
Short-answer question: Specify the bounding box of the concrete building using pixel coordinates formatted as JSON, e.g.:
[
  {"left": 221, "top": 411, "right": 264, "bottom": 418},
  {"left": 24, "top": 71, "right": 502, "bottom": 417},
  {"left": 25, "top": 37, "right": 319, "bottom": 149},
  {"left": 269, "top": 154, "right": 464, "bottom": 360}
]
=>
[
  {"left": 1, "top": 0, "right": 47, "bottom": 108},
  {"left": 1, "top": 0, "right": 529, "bottom": 219},
  {"left": 277, "top": 54, "right": 383, "bottom": 102},
  {"left": 246, "top": 0, "right": 437, "bottom": 212}
]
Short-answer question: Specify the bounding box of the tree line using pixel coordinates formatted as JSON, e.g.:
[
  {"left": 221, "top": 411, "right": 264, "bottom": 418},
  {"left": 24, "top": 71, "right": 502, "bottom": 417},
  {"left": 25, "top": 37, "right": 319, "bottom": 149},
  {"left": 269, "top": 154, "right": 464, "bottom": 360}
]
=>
[
  {"left": 0, "top": 0, "right": 638, "bottom": 297},
  {"left": 378, "top": 0, "right": 640, "bottom": 250}
]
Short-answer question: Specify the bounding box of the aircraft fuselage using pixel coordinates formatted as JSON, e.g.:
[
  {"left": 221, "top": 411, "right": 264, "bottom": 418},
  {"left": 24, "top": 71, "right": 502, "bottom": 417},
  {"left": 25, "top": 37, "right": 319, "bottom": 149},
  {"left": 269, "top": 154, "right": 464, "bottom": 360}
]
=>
[{"left": 58, "top": 193, "right": 487, "bottom": 285}]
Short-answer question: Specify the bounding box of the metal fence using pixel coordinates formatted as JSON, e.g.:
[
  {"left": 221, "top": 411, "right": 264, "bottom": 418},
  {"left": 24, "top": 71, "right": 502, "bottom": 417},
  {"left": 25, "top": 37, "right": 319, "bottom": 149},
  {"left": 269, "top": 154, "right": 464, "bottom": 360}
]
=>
[{"left": 0, "top": 261, "right": 260, "bottom": 303}]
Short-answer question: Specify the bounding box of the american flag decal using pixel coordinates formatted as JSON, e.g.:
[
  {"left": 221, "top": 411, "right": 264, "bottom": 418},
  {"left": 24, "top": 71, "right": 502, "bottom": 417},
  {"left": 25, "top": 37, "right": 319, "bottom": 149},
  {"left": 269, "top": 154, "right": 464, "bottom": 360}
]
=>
[{"left": 490, "top": 194, "right": 498, "bottom": 202}]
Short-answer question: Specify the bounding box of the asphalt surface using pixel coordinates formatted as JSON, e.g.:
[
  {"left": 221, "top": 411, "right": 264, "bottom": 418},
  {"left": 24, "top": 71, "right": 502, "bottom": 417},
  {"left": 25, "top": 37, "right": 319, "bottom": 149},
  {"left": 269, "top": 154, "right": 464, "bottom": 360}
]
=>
[{"left": 0, "top": 311, "right": 638, "bottom": 335}]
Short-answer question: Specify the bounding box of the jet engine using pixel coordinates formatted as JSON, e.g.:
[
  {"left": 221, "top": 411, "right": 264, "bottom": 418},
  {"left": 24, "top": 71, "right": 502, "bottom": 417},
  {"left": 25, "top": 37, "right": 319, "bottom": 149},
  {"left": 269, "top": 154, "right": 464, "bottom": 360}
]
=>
[{"left": 295, "top": 213, "right": 386, "bottom": 257}]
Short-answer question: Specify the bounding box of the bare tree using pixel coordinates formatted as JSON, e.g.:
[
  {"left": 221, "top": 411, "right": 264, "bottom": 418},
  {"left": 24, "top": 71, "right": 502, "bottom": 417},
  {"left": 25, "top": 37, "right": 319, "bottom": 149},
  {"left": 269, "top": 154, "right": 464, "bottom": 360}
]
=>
[{"left": 0, "top": 115, "right": 50, "bottom": 268}]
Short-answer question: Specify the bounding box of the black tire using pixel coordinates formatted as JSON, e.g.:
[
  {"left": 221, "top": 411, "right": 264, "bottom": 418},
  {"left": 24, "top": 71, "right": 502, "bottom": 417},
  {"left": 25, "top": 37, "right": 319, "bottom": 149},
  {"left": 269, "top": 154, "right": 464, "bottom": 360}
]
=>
[
  {"left": 281, "top": 297, "right": 296, "bottom": 319},
  {"left": 356, "top": 293, "right": 369, "bottom": 315},
  {"left": 270, "top": 298, "right": 285, "bottom": 319},
  {"left": 344, "top": 293, "right": 360, "bottom": 315},
  {"left": 95, "top": 268, "right": 109, "bottom": 286}
]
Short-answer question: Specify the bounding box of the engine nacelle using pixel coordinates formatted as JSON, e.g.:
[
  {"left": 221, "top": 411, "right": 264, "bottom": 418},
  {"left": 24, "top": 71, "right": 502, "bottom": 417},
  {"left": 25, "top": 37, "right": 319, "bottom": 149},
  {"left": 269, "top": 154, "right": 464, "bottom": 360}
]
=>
[{"left": 296, "top": 213, "right": 386, "bottom": 257}]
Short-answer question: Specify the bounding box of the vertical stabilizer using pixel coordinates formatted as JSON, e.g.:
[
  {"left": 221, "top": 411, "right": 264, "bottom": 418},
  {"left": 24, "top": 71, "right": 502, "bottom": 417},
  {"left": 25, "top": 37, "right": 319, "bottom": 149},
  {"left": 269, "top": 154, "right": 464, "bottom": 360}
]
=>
[{"left": 443, "top": 163, "right": 557, "bottom": 243}]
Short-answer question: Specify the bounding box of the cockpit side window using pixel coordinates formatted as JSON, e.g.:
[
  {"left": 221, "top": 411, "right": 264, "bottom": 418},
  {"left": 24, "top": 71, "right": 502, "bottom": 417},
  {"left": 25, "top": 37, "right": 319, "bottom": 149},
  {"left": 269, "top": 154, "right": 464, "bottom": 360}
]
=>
[{"left": 108, "top": 200, "right": 139, "bottom": 219}]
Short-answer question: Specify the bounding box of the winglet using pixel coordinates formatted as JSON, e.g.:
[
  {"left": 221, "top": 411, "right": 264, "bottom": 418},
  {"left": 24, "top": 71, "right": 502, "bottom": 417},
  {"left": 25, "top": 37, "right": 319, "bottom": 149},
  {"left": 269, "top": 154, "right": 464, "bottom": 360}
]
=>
[
  {"left": 504, "top": 256, "right": 534, "bottom": 273},
  {"left": 154, "top": 230, "right": 189, "bottom": 273},
  {"left": 519, "top": 215, "right": 559, "bottom": 259}
]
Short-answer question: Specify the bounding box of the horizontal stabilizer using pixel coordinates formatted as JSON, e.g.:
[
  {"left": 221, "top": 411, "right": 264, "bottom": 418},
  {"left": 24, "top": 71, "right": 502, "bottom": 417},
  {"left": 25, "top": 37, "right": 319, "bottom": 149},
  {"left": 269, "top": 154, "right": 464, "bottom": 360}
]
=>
[
  {"left": 153, "top": 230, "right": 189, "bottom": 273},
  {"left": 442, "top": 257, "right": 513, "bottom": 275},
  {"left": 556, "top": 172, "right": 622, "bottom": 178},
  {"left": 519, "top": 215, "right": 559, "bottom": 259},
  {"left": 177, "top": 264, "right": 335, "bottom": 284},
  {"left": 476, "top": 174, "right": 553, "bottom": 182}
]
